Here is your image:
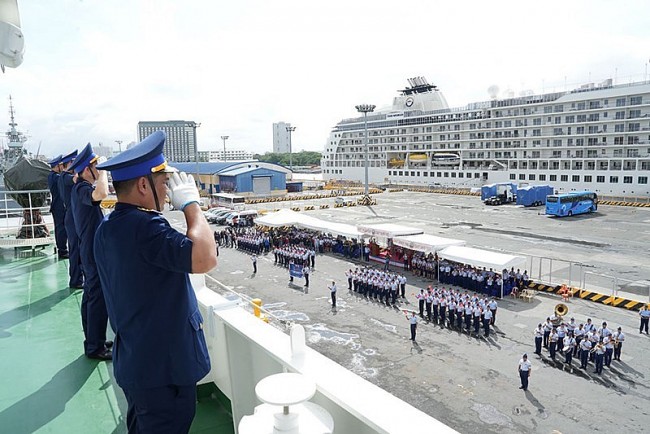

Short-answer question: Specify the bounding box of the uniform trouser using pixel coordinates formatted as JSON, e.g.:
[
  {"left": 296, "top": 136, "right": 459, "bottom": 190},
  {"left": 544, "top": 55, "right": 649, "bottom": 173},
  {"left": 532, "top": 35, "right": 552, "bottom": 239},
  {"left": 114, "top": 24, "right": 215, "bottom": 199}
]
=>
[
  {"left": 543, "top": 331, "right": 550, "bottom": 348},
  {"left": 348, "top": 278, "right": 352, "bottom": 290},
  {"left": 484, "top": 319, "right": 490, "bottom": 337},
  {"left": 595, "top": 353, "right": 604, "bottom": 373},
  {"left": 456, "top": 312, "right": 463, "bottom": 329},
  {"left": 614, "top": 343, "right": 622, "bottom": 360},
  {"left": 80, "top": 263, "right": 108, "bottom": 355},
  {"left": 433, "top": 305, "right": 439, "bottom": 323},
  {"left": 574, "top": 337, "right": 582, "bottom": 356},
  {"left": 401, "top": 284, "right": 406, "bottom": 298},
  {"left": 410, "top": 324, "right": 416, "bottom": 341},
  {"left": 641, "top": 318, "right": 649, "bottom": 333},
  {"left": 465, "top": 314, "right": 472, "bottom": 330},
  {"left": 473, "top": 316, "right": 480, "bottom": 333},
  {"left": 418, "top": 300, "right": 424, "bottom": 317},
  {"left": 565, "top": 349, "right": 573, "bottom": 364},
  {"left": 440, "top": 307, "right": 446, "bottom": 325},
  {"left": 123, "top": 385, "right": 196, "bottom": 434},
  {"left": 331, "top": 292, "right": 336, "bottom": 308},
  {"left": 253, "top": 262, "right": 257, "bottom": 273},
  {"left": 549, "top": 342, "right": 557, "bottom": 359},
  {"left": 304, "top": 274, "right": 309, "bottom": 287},
  {"left": 64, "top": 210, "right": 83, "bottom": 286},
  {"left": 519, "top": 371, "right": 529, "bottom": 390},
  {"left": 604, "top": 348, "right": 613, "bottom": 366},
  {"left": 52, "top": 208, "right": 68, "bottom": 255},
  {"left": 490, "top": 308, "right": 496, "bottom": 325},
  {"left": 580, "top": 349, "right": 588, "bottom": 367},
  {"left": 425, "top": 304, "right": 432, "bottom": 322},
  {"left": 557, "top": 337, "right": 564, "bottom": 352},
  {"left": 535, "top": 337, "right": 542, "bottom": 354}
]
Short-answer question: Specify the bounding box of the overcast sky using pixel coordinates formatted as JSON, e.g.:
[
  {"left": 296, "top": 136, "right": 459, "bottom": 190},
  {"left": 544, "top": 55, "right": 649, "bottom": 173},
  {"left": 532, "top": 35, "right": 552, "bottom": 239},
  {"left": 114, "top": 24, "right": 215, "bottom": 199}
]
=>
[{"left": 2, "top": 0, "right": 649, "bottom": 158}]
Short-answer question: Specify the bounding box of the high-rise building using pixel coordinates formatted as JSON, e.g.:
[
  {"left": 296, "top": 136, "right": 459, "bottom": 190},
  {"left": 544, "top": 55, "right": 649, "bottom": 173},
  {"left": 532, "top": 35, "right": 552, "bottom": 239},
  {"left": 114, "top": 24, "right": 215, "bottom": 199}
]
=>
[
  {"left": 199, "top": 149, "right": 255, "bottom": 162},
  {"left": 138, "top": 120, "right": 199, "bottom": 162},
  {"left": 272, "top": 122, "right": 291, "bottom": 154}
]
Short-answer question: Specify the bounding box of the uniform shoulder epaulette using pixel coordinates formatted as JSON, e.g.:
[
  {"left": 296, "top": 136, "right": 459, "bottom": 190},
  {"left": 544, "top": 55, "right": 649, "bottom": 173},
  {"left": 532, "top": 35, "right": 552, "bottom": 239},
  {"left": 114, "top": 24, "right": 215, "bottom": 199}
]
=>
[{"left": 137, "top": 207, "right": 162, "bottom": 215}]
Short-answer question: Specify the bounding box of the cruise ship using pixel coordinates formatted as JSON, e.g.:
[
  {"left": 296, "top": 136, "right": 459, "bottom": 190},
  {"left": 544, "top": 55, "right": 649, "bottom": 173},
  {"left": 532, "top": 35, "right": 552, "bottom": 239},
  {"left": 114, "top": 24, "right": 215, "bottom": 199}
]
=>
[{"left": 321, "top": 76, "right": 650, "bottom": 197}]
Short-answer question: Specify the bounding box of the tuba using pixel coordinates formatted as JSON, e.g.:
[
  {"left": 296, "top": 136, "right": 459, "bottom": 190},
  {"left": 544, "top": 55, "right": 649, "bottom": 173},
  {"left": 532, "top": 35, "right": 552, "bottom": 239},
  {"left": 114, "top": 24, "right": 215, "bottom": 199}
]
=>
[{"left": 552, "top": 303, "right": 569, "bottom": 326}]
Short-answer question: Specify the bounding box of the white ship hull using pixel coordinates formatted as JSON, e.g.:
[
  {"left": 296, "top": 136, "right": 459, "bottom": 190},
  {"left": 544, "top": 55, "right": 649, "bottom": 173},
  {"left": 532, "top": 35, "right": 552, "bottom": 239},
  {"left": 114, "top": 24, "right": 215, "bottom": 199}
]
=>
[{"left": 322, "top": 77, "right": 650, "bottom": 198}]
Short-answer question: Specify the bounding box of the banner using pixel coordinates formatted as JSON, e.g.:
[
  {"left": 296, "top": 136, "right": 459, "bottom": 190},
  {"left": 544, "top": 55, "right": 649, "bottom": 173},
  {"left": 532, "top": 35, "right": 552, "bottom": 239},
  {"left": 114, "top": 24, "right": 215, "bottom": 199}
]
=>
[{"left": 290, "top": 263, "right": 304, "bottom": 278}]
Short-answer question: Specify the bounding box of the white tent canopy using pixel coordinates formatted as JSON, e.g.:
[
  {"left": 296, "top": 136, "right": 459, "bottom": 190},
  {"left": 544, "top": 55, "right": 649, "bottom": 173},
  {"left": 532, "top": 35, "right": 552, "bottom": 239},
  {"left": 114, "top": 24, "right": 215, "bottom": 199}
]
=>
[
  {"left": 357, "top": 223, "right": 423, "bottom": 238},
  {"left": 392, "top": 234, "right": 465, "bottom": 253},
  {"left": 255, "top": 209, "right": 305, "bottom": 227},
  {"left": 438, "top": 245, "right": 526, "bottom": 270},
  {"left": 256, "top": 209, "right": 362, "bottom": 239}
]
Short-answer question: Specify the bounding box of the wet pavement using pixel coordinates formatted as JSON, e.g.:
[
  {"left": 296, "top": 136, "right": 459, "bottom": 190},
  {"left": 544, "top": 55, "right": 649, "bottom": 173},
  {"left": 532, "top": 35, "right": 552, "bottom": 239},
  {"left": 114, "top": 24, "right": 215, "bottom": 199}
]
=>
[{"left": 171, "top": 191, "right": 650, "bottom": 434}]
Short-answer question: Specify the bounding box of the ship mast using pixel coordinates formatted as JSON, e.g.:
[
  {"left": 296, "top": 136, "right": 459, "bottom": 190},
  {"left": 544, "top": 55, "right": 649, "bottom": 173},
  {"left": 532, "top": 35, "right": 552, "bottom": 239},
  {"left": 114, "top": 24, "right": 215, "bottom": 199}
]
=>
[{"left": 1, "top": 95, "right": 27, "bottom": 171}]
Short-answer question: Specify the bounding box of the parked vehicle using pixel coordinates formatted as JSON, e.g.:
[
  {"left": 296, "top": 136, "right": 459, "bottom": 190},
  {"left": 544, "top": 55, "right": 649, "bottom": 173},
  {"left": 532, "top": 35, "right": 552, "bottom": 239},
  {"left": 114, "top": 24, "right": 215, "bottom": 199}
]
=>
[
  {"left": 481, "top": 183, "right": 517, "bottom": 205},
  {"left": 516, "top": 185, "right": 554, "bottom": 207},
  {"left": 335, "top": 196, "right": 354, "bottom": 205},
  {"left": 546, "top": 191, "right": 598, "bottom": 217}
]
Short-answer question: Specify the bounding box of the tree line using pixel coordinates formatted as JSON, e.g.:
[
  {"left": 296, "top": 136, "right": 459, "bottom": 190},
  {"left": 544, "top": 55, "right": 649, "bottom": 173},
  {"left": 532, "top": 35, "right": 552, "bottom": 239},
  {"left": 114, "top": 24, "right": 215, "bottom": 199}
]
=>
[{"left": 254, "top": 151, "right": 321, "bottom": 166}]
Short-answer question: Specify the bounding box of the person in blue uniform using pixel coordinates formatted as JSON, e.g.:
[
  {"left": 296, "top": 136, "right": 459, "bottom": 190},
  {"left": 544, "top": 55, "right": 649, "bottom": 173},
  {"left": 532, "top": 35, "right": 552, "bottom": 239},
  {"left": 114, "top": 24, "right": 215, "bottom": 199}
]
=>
[
  {"left": 57, "top": 149, "right": 84, "bottom": 289},
  {"left": 69, "top": 143, "right": 112, "bottom": 361},
  {"left": 47, "top": 154, "right": 68, "bottom": 258},
  {"left": 95, "top": 131, "right": 217, "bottom": 434}
]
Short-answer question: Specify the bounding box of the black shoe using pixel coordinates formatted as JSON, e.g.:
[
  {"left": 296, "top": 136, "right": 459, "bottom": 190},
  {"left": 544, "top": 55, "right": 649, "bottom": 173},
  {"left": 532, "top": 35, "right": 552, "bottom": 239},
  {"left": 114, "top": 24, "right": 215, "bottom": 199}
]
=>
[
  {"left": 69, "top": 284, "right": 84, "bottom": 289},
  {"left": 87, "top": 348, "right": 112, "bottom": 361},
  {"left": 58, "top": 253, "right": 70, "bottom": 259},
  {"left": 518, "top": 386, "right": 524, "bottom": 389},
  {"left": 105, "top": 340, "right": 114, "bottom": 349}
]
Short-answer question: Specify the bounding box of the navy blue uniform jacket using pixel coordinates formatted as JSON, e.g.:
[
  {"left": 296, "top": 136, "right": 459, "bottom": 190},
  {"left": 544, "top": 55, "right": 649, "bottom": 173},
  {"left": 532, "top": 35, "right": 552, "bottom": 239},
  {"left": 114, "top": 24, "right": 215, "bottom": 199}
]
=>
[{"left": 94, "top": 203, "right": 210, "bottom": 389}]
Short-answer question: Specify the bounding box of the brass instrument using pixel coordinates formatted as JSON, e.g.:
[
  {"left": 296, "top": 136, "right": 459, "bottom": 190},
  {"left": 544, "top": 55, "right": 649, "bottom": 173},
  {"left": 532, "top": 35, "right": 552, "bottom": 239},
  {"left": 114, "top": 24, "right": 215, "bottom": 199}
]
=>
[{"left": 551, "top": 303, "right": 569, "bottom": 326}]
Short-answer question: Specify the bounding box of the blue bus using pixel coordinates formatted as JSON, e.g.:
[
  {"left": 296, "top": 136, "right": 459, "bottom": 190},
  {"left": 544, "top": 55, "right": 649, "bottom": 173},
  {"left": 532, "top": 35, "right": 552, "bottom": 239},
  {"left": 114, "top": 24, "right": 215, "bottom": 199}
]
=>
[{"left": 545, "top": 191, "right": 598, "bottom": 217}]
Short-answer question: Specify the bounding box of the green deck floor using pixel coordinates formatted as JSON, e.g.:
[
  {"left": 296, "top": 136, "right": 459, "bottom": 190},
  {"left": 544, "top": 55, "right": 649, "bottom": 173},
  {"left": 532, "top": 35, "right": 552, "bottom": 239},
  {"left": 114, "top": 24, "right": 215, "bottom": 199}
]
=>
[{"left": 0, "top": 248, "right": 233, "bottom": 434}]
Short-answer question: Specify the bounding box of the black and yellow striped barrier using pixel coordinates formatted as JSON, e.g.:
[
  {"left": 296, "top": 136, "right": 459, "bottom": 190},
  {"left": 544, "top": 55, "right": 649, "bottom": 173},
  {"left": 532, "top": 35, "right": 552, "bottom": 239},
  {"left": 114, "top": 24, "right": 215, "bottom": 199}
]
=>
[
  {"left": 303, "top": 205, "right": 314, "bottom": 211},
  {"left": 528, "top": 282, "right": 647, "bottom": 311},
  {"left": 320, "top": 204, "right": 329, "bottom": 209}
]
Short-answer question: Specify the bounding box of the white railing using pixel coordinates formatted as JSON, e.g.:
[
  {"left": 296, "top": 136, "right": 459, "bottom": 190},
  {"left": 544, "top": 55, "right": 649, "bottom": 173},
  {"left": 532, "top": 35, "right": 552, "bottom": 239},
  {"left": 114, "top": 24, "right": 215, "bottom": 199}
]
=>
[
  {"left": 0, "top": 189, "right": 54, "bottom": 247},
  {"left": 190, "top": 274, "right": 458, "bottom": 434}
]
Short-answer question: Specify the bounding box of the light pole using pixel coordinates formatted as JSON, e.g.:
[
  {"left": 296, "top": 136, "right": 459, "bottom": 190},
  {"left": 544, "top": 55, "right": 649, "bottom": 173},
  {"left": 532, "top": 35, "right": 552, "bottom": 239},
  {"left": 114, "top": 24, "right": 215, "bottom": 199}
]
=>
[
  {"left": 221, "top": 135, "right": 229, "bottom": 161},
  {"left": 355, "top": 104, "right": 375, "bottom": 196},
  {"left": 194, "top": 122, "right": 202, "bottom": 189},
  {"left": 115, "top": 140, "right": 122, "bottom": 154},
  {"left": 286, "top": 126, "right": 296, "bottom": 173}
]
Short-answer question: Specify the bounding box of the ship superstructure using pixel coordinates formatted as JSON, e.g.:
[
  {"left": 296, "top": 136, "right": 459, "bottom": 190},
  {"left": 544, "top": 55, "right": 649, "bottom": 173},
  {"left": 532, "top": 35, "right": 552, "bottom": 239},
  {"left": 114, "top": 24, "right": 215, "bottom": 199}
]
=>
[
  {"left": 322, "top": 77, "right": 650, "bottom": 197},
  {"left": 1, "top": 95, "right": 27, "bottom": 173}
]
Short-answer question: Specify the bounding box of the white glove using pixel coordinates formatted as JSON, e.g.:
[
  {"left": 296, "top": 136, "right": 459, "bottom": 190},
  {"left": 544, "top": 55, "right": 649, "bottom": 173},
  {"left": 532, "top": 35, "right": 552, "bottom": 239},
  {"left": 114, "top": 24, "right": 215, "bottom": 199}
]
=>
[{"left": 168, "top": 171, "right": 201, "bottom": 211}]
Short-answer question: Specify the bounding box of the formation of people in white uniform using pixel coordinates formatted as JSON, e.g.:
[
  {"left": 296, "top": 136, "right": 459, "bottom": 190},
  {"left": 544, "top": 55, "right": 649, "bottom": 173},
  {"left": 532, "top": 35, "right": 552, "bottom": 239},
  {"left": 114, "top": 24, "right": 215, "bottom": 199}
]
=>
[{"left": 533, "top": 315, "right": 626, "bottom": 375}]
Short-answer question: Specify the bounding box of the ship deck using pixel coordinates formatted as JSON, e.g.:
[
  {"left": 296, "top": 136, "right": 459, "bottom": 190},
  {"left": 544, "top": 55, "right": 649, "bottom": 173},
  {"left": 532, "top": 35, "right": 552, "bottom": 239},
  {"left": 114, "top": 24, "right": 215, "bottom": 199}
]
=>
[{"left": 0, "top": 247, "right": 234, "bottom": 434}]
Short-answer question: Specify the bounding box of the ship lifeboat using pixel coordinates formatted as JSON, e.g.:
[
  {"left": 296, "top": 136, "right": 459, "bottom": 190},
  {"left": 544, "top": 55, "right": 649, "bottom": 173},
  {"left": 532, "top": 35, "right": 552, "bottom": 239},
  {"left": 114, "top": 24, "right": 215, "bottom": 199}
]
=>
[
  {"left": 408, "top": 154, "right": 427, "bottom": 163},
  {"left": 432, "top": 153, "right": 460, "bottom": 166},
  {"left": 388, "top": 158, "right": 405, "bottom": 168}
]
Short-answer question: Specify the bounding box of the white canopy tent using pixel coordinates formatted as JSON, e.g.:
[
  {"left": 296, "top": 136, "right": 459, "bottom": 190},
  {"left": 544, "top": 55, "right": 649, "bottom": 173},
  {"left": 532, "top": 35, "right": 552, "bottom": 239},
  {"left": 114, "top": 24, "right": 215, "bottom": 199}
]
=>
[
  {"left": 256, "top": 209, "right": 362, "bottom": 239},
  {"left": 438, "top": 245, "right": 527, "bottom": 298},
  {"left": 255, "top": 209, "right": 306, "bottom": 227},
  {"left": 392, "top": 234, "right": 466, "bottom": 253},
  {"left": 357, "top": 223, "right": 423, "bottom": 238}
]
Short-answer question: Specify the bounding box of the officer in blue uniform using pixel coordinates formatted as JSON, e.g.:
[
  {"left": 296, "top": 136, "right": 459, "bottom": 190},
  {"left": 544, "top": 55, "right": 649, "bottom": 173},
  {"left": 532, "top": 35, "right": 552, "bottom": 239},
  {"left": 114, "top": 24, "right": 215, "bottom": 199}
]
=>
[
  {"left": 47, "top": 154, "right": 68, "bottom": 258},
  {"left": 95, "top": 131, "right": 217, "bottom": 434},
  {"left": 58, "top": 149, "right": 84, "bottom": 288},
  {"left": 69, "top": 143, "right": 112, "bottom": 361}
]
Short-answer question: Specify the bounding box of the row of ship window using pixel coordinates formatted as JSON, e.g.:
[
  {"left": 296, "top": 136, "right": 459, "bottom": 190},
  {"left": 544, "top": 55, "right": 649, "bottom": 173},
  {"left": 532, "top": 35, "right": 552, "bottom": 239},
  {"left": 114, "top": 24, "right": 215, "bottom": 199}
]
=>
[
  {"left": 508, "top": 173, "right": 647, "bottom": 184},
  {"left": 323, "top": 169, "right": 648, "bottom": 185}
]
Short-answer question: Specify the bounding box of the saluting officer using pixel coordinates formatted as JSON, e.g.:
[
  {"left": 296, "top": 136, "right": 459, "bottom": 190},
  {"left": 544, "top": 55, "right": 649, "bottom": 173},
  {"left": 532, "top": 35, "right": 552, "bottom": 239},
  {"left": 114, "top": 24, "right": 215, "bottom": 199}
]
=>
[
  {"left": 69, "top": 143, "right": 111, "bottom": 361},
  {"left": 95, "top": 131, "right": 217, "bottom": 433},
  {"left": 58, "top": 150, "right": 83, "bottom": 288},
  {"left": 47, "top": 155, "right": 68, "bottom": 258}
]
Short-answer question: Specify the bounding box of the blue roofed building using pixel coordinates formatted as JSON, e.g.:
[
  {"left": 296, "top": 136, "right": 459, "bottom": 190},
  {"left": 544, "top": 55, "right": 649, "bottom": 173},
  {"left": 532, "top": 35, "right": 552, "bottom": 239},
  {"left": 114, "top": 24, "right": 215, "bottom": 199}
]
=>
[{"left": 170, "top": 161, "right": 291, "bottom": 197}]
